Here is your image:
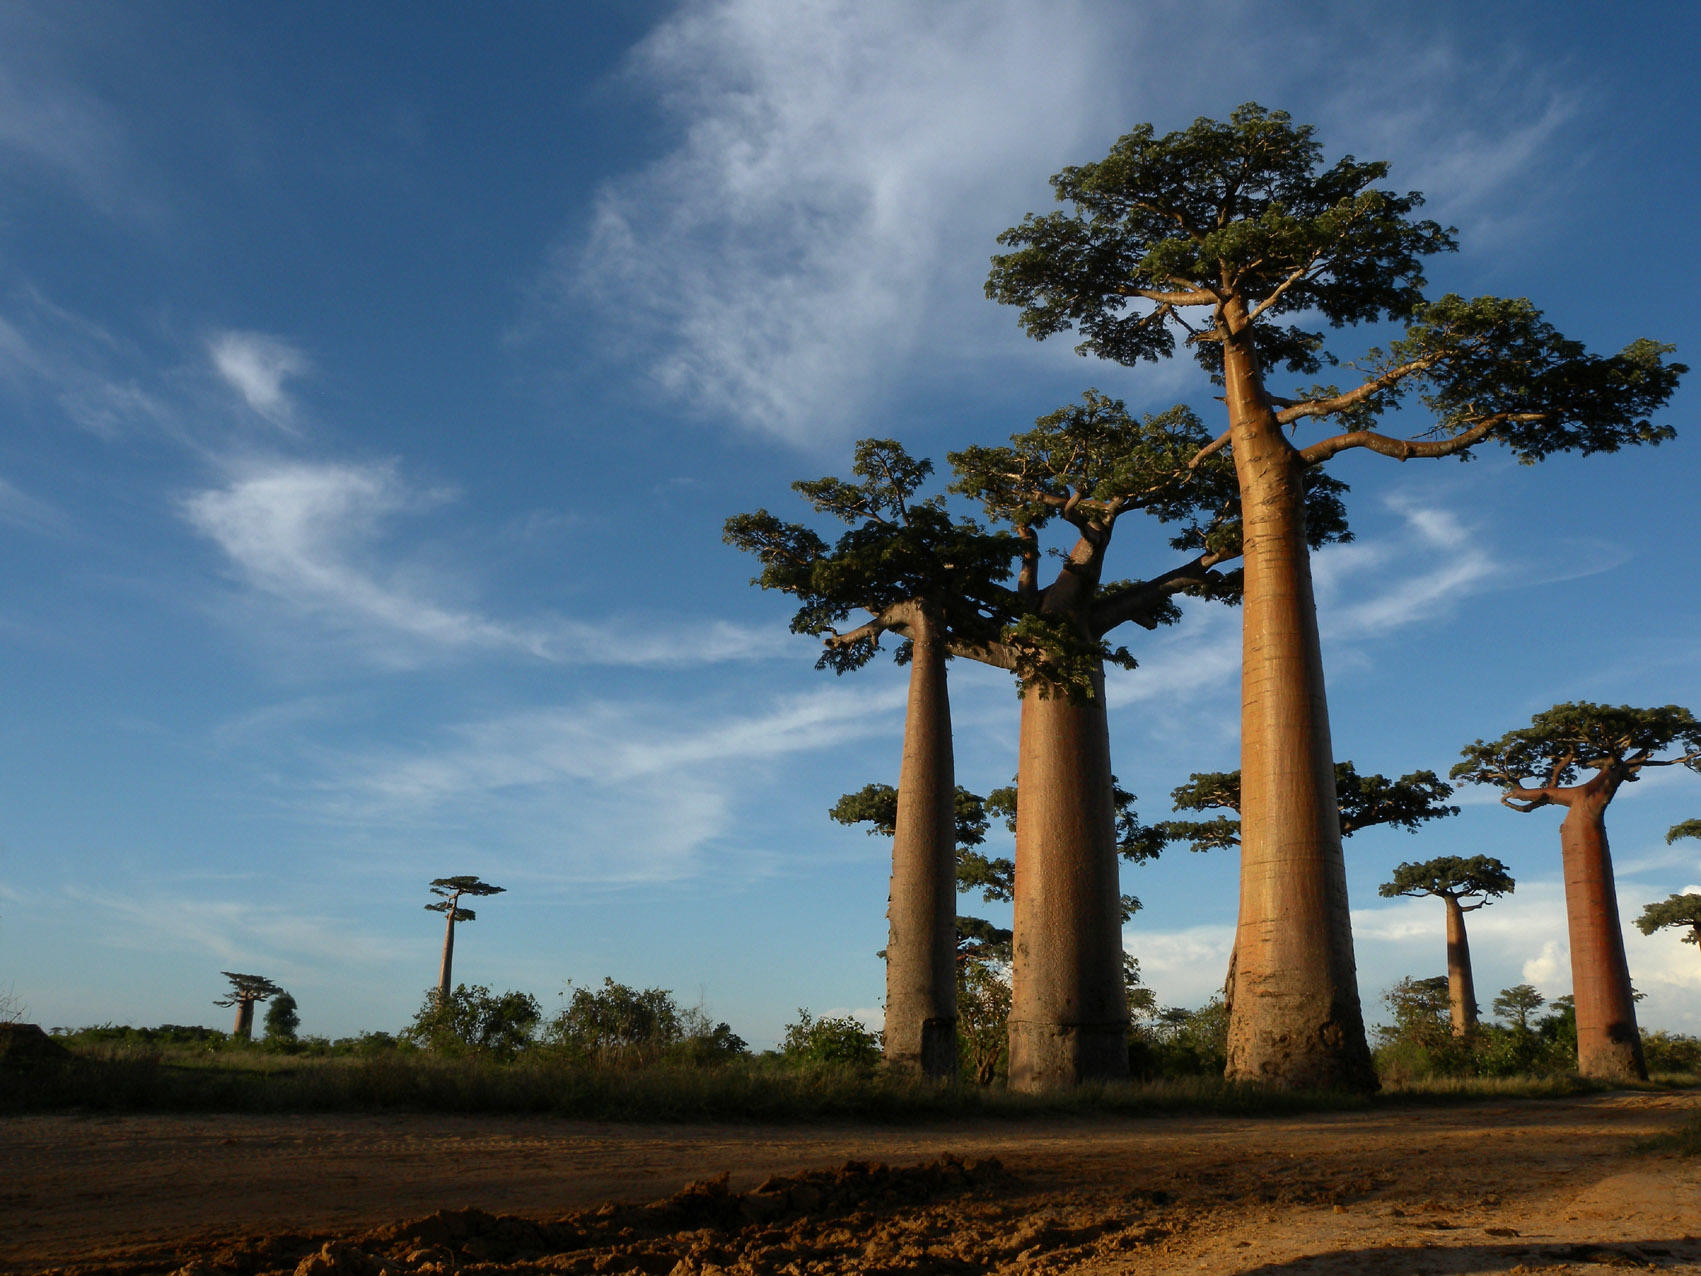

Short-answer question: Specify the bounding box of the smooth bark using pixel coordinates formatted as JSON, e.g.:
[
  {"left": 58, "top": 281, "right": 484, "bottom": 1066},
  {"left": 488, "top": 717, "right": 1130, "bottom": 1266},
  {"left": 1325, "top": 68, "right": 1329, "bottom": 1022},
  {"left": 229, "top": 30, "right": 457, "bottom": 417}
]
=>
[
  {"left": 1007, "top": 669, "right": 1128, "bottom": 1090},
  {"left": 883, "top": 616, "right": 959, "bottom": 1078},
  {"left": 1443, "top": 896, "right": 1478, "bottom": 1036},
  {"left": 1222, "top": 313, "right": 1376, "bottom": 1090},
  {"left": 437, "top": 911, "right": 456, "bottom": 1005},
  {"left": 232, "top": 1000, "right": 254, "bottom": 1041},
  {"left": 1561, "top": 795, "right": 1646, "bottom": 1080}
]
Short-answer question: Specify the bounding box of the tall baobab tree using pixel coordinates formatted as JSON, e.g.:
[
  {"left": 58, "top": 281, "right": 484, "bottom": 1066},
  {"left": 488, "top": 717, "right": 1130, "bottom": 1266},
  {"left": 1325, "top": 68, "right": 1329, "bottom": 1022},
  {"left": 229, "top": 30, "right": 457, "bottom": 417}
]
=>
[
  {"left": 215, "top": 972, "right": 282, "bottom": 1041},
  {"left": 1454, "top": 703, "right": 1701, "bottom": 1080},
  {"left": 426, "top": 876, "right": 505, "bottom": 1004},
  {"left": 986, "top": 104, "right": 1683, "bottom": 1089},
  {"left": 1379, "top": 856, "right": 1515, "bottom": 1036},
  {"left": 726, "top": 441, "right": 1013, "bottom": 1079}
]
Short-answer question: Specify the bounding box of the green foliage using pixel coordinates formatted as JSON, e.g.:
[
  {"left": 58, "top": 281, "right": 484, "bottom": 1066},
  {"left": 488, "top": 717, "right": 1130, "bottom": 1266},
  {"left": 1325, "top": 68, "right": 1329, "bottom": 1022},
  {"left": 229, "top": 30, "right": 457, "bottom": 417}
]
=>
[
  {"left": 1379, "top": 855, "right": 1514, "bottom": 905},
  {"left": 545, "top": 978, "right": 747, "bottom": 1067},
  {"left": 779, "top": 1010, "right": 882, "bottom": 1069},
  {"left": 1668, "top": 819, "right": 1701, "bottom": 844},
  {"left": 263, "top": 992, "right": 300, "bottom": 1043},
  {"left": 1454, "top": 702, "right": 1701, "bottom": 793},
  {"left": 1161, "top": 761, "right": 1456, "bottom": 852},
  {"left": 1641, "top": 1031, "right": 1701, "bottom": 1075},
  {"left": 425, "top": 874, "right": 504, "bottom": 923},
  {"left": 405, "top": 984, "right": 540, "bottom": 1060},
  {"left": 724, "top": 438, "right": 1015, "bottom": 673},
  {"left": 985, "top": 103, "right": 1682, "bottom": 458},
  {"left": 956, "top": 935, "right": 1011, "bottom": 1086},
  {"left": 213, "top": 972, "right": 282, "bottom": 1008},
  {"left": 1636, "top": 894, "right": 1701, "bottom": 946},
  {"left": 1491, "top": 984, "right": 1545, "bottom": 1032},
  {"left": 1372, "top": 977, "right": 1476, "bottom": 1082},
  {"left": 1129, "top": 999, "right": 1230, "bottom": 1080}
]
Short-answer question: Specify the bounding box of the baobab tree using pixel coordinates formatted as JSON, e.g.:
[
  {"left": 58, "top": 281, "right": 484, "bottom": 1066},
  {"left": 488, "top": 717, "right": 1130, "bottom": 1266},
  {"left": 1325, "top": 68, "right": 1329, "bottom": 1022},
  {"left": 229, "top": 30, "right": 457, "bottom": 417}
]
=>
[
  {"left": 1454, "top": 703, "right": 1701, "bottom": 1080},
  {"left": 1378, "top": 856, "right": 1515, "bottom": 1036},
  {"left": 986, "top": 104, "right": 1683, "bottom": 1089},
  {"left": 1636, "top": 894, "right": 1701, "bottom": 951},
  {"left": 215, "top": 972, "right": 282, "bottom": 1041},
  {"left": 726, "top": 442, "right": 1013, "bottom": 1078},
  {"left": 426, "top": 876, "right": 505, "bottom": 1004}
]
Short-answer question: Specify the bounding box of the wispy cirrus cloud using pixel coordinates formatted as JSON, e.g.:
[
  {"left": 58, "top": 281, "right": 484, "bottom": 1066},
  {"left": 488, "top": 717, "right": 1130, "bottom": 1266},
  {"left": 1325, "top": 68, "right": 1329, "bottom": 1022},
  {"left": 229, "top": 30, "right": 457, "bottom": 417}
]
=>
[
  {"left": 0, "top": 473, "right": 66, "bottom": 534},
  {"left": 208, "top": 330, "right": 309, "bottom": 428}
]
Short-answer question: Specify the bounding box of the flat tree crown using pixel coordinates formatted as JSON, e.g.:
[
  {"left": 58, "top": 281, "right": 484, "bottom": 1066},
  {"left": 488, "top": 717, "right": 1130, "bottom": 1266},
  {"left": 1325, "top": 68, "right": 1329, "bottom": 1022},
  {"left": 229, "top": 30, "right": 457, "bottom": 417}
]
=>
[
  {"left": 425, "top": 874, "right": 504, "bottom": 922},
  {"left": 1453, "top": 702, "right": 1701, "bottom": 793},
  {"left": 1378, "top": 855, "right": 1515, "bottom": 905},
  {"left": 987, "top": 103, "right": 1684, "bottom": 463},
  {"left": 214, "top": 971, "right": 282, "bottom": 1006},
  {"left": 724, "top": 438, "right": 1016, "bottom": 674},
  {"left": 1160, "top": 761, "right": 1456, "bottom": 852},
  {"left": 1634, "top": 894, "right": 1701, "bottom": 945},
  {"left": 1668, "top": 819, "right": 1701, "bottom": 844}
]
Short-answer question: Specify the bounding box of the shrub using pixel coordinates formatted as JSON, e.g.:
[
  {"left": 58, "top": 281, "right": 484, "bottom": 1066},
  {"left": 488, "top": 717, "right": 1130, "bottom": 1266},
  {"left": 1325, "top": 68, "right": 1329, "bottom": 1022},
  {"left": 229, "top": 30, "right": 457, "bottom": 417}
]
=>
[
  {"left": 263, "top": 993, "right": 300, "bottom": 1044},
  {"left": 780, "top": 1009, "right": 881, "bottom": 1068},
  {"left": 1643, "top": 1031, "right": 1701, "bottom": 1075},
  {"left": 404, "top": 985, "right": 540, "bottom": 1059},
  {"left": 545, "top": 979, "right": 746, "bottom": 1067}
]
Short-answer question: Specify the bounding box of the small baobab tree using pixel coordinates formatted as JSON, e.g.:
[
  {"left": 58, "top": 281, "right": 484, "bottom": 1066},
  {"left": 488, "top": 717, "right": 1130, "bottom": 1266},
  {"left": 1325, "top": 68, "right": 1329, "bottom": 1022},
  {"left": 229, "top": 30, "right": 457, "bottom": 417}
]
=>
[
  {"left": 987, "top": 103, "right": 1684, "bottom": 1089},
  {"left": 215, "top": 972, "right": 282, "bottom": 1041},
  {"left": 426, "top": 876, "right": 505, "bottom": 1004},
  {"left": 1453, "top": 703, "right": 1701, "bottom": 1080},
  {"left": 726, "top": 441, "right": 1013, "bottom": 1079},
  {"left": 1378, "top": 856, "right": 1515, "bottom": 1036},
  {"left": 1637, "top": 821, "right": 1701, "bottom": 956}
]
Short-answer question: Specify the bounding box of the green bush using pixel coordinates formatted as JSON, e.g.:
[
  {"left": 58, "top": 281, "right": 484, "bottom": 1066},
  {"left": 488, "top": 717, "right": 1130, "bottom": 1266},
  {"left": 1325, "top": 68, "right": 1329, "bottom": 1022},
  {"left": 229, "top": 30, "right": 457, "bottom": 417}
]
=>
[
  {"left": 545, "top": 978, "right": 747, "bottom": 1067},
  {"left": 404, "top": 985, "right": 540, "bottom": 1059},
  {"left": 780, "top": 1009, "right": 881, "bottom": 1068}
]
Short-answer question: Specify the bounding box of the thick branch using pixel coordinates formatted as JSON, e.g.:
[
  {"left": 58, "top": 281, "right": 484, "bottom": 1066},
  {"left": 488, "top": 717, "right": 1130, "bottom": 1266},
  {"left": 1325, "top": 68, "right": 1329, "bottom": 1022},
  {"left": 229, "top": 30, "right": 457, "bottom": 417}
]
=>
[{"left": 1297, "top": 414, "right": 1527, "bottom": 465}]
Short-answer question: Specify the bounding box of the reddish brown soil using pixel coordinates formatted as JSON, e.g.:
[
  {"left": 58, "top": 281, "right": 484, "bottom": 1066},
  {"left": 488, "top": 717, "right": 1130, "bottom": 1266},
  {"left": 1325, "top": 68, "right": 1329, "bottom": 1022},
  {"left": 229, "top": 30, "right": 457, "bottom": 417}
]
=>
[{"left": 3, "top": 1090, "right": 1698, "bottom": 1275}]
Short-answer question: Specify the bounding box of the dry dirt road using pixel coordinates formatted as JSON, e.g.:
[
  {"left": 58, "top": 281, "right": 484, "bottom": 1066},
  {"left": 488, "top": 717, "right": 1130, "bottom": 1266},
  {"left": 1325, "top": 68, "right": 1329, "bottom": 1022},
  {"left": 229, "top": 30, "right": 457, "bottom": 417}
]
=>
[{"left": 3, "top": 1090, "right": 1699, "bottom": 1275}]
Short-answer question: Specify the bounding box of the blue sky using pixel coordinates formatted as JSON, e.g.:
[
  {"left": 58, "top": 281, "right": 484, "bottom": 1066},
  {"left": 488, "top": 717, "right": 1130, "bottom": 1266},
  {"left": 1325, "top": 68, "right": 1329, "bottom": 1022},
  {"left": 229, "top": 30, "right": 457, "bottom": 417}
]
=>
[{"left": 2, "top": 1, "right": 1698, "bottom": 1047}]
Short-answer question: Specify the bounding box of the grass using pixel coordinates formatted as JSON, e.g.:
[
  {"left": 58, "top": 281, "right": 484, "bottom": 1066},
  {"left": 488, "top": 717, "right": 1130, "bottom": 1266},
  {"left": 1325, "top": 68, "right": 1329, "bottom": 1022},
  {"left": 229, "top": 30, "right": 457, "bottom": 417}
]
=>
[{"left": 6, "top": 1042, "right": 1692, "bottom": 1124}]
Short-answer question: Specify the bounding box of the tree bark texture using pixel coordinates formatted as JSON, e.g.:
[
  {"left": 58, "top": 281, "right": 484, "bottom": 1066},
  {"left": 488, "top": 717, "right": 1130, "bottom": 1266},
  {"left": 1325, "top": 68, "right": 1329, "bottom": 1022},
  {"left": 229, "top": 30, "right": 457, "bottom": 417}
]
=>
[
  {"left": 233, "top": 1000, "right": 254, "bottom": 1041},
  {"left": 437, "top": 911, "right": 456, "bottom": 1004},
  {"left": 1559, "top": 799, "right": 1647, "bottom": 1080},
  {"left": 883, "top": 621, "right": 959, "bottom": 1078},
  {"left": 1221, "top": 320, "right": 1376, "bottom": 1091},
  {"left": 1443, "top": 896, "right": 1478, "bottom": 1036},
  {"left": 1007, "top": 669, "right": 1129, "bottom": 1091}
]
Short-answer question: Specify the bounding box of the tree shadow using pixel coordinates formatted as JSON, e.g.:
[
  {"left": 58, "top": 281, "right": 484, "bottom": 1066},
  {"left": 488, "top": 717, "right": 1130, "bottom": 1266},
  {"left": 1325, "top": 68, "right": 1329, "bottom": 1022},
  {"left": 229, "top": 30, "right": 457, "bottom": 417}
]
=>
[{"left": 1237, "top": 1235, "right": 1701, "bottom": 1273}]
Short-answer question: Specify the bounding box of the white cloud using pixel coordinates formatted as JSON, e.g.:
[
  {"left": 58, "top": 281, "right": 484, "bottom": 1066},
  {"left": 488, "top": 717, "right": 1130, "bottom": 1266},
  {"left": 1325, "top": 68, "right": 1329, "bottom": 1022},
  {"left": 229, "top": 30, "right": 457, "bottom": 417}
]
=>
[
  {"left": 568, "top": 0, "right": 1149, "bottom": 444},
  {"left": 208, "top": 330, "right": 308, "bottom": 427}
]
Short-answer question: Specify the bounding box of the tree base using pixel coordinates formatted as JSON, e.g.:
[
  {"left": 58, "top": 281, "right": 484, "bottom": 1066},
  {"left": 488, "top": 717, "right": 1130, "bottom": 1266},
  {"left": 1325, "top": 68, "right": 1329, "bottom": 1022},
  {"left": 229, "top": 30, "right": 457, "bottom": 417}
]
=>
[
  {"left": 1578, "top": 1032, "right": 1647, "bottom": 1083},
  {"left": 1006, "top": 1019, "right": 1128, "bottom": 1092},
  {"left": 884, "top": 1016, "right": 958, "bottom": 1080},
  {"left": 1225, "top": 1015, "right": 1379, "bottom": 1093}
]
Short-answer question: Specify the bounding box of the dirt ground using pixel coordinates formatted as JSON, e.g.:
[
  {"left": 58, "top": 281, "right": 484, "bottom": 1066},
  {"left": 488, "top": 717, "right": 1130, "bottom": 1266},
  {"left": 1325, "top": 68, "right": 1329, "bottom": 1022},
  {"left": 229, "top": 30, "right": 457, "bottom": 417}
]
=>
[{"left": 3, "top": 1090, "right": 1699, "bottom": 1275}]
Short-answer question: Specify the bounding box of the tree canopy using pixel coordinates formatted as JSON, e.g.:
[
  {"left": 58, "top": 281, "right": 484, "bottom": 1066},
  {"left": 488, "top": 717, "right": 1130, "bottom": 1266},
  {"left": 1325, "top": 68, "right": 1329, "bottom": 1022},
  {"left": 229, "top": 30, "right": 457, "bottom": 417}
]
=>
[
  {"left": 1159, "top": 761, "right": 1457, "bottom": 852},
  {"left": 1379, "top": 856, "right": 1514, "bottom": 908},
  {"left": 214, "top": 972, "right": 281, "bottom": 1007},
  {"left": 986, "top": 103, "right": 1683, "bottom": 463},
  {"left": 1452, "top": 703, "right": 1701, "bottom": 808},
  {"left": 1668, "top": 819, "right": 1701, "bottom": 844},
  {"left": 1635, "top": 895, "right": 1701, "bottom": 947},
  {"left": 425, "top": 875, "right": 505, "bottom": 924}
]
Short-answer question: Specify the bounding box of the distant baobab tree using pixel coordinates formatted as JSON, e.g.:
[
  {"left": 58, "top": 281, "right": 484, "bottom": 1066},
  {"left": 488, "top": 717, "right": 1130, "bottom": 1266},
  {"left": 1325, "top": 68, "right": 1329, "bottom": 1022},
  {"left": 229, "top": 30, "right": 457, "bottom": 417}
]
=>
[
  {"left": 215, "top": 972, "right": 282, "bottom": 1041},
  {"left": 426, "top": 876, "right": 505, "bottom": 1003},
  {"left": 1637, "top": 822, "right": 1701, "bottom": 956},
  {"left": 1454, "top": 702, "right": 1701, "bottom": 1080},
  {"left": 1378, "top": 856, "right": 1515, "bottom": 1036}
]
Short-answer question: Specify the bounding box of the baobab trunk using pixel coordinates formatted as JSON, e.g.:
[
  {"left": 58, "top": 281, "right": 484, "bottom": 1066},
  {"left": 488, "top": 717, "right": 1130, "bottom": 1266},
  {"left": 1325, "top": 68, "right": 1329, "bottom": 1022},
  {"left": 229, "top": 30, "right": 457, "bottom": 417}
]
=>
[
  {"left": 1559, "top": 796, "right": 1646, "bottom": 1080},
  {"left": 1443, "top": 896, "right": 1479, "bottom": 1036},
  {"left": 1222, "top": 317, "right": 1376, "bottom": 1091},
  {"left": 232, "top": 1000, "right": 254, "bottom": 1041},
  {"left": 1007, "top": 667, "right": 1128, "bottom": 1091},
  {"left": 883, "top": 619, "right": 958, "bottom": 1078},
  {"left": 437, "top": 910, "right": 456, "bottom": 1004}
]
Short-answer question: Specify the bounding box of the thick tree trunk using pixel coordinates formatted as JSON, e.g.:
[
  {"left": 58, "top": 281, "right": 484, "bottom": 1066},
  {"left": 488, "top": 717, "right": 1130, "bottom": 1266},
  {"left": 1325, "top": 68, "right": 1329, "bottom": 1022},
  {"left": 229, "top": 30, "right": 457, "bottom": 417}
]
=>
[
  {"left": 233, "top": 999, "right": 254, "bottom": 1041},
  {"left": 1443, "top": 896, "right": 1478, "bottom": 1036},
  {"left": 437, "top": 911, "right": 456, "bottom": 1004},
  {"left": 1221, "top": 317, "right": 1376, "bottom": 1091},
  {"left": 1007, "top": 667, "right": 1128, "bottom": 1091},
  {"left": 883, "top": 619, "right": 959, "bottom": 1078},
  {"left": 1559, "top": 798, "right": 1646, "bottom": 1080}
]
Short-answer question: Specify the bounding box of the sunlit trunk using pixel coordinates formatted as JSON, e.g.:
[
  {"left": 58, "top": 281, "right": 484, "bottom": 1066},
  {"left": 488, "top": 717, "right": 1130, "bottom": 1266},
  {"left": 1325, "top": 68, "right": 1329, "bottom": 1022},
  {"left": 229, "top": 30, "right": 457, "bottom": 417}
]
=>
[
  {"left": 437, "top": 911, "right": 456, "bottom": 1004},
  {"left": 1444, "top": 896, "right": 1478, "bottom": 1036},
  {"left": 1221, "top": 315, "right": 1375, "bottom": 1091},
  {"left": 883, "top": 619, "right": 958, "bottom": 1078},
  {"left": 233, "top": 1000, "right": 254, "bottom": 1041},
  {"left": 1560, "top": 797, "right": 1646, "bottom": 1080},
  {"left": 1007, "top": 667, "right": 1128, "bottom": 1091}
]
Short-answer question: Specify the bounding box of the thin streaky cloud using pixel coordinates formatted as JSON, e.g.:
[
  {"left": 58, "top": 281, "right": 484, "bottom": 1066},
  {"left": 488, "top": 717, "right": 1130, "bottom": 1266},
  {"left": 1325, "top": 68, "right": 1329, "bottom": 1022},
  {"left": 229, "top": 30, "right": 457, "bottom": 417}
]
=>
[
  {"left": 208, "top": 331, "right": 309, "bottom": 428},
  {"left": 0, "top": 473, "right": 67, "bottom": 534}
]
